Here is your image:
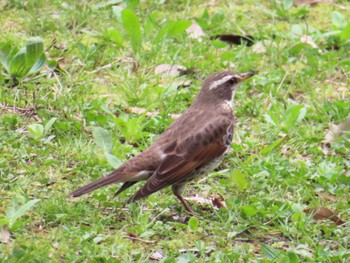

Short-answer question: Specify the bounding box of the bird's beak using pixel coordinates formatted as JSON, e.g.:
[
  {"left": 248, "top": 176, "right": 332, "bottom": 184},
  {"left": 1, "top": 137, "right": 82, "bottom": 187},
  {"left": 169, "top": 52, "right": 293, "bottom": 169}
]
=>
[{"left": 237, "top": 72, "right": 255, "bottom": 83}]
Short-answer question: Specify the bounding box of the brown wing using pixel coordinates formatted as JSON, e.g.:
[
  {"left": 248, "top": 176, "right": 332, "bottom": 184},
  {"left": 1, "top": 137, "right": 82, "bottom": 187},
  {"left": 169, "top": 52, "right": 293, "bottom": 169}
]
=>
[{"left": 129, "top": 118, "right": 233, "bottom": 202}]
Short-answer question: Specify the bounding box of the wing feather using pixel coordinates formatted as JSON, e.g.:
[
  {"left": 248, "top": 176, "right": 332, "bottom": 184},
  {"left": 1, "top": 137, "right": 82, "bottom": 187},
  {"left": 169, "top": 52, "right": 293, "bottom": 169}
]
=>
[{"left": 130, "top": 118, "right": 233, "bottom": 202}]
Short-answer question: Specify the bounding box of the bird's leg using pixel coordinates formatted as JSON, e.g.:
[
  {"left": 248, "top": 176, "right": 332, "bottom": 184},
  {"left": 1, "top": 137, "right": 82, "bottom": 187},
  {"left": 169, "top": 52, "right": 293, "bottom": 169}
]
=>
[{"left": 172, "top": 184, "right": 195, "bottom": 215}]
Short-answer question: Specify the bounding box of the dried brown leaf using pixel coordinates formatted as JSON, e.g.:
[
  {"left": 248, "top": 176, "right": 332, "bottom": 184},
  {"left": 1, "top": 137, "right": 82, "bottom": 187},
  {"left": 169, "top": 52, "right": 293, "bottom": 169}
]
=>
[
  {"left": 252, "top": 40, "right": 277, "bottom": 54},
  {"left": 186, "top": 22, "right": 205, "bottom": 40},
  {"left": 324, "top": 115, "right": 350, "bottom": 143},
  {"left": 184, "top": 195, "right": 226, "bottom": 210},
  {"left": 211, "top": 197, "right": 227, "bottom": 209},
  {"left": 169, "top": 79, "right": 192, "bottom": 88},
  {"left": 154, "top": 64, "right": 186, "bottom": 78},
  {"left": 318, "top": 192, "right": 337, "bottom": 202},
  {"left": 304, "top": 207, "right": 345, "bottom": 226},
  {"left": 185, "top": 196, "right": 212, "bottom": 205},
  {"left": 300, "top": 35, "right": 319, "bottom": 49},
  {"left": 150, "top": 251, "right": 163, "bottom": 261},
  {"left": 0, "top": 226, "right": 10, "bottom": 244}
]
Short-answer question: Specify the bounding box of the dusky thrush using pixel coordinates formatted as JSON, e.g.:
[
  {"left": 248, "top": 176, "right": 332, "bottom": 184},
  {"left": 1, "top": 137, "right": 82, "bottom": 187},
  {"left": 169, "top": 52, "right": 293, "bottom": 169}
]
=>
[{"left": 71, "top": 71, "right": 254, "bottom": 214}]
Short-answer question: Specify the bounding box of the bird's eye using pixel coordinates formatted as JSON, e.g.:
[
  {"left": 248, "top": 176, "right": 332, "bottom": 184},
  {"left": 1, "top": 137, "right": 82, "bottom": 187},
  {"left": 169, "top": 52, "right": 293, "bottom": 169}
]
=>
[{"left": 228, "top": 77, "right": 237, "bottom": 85}]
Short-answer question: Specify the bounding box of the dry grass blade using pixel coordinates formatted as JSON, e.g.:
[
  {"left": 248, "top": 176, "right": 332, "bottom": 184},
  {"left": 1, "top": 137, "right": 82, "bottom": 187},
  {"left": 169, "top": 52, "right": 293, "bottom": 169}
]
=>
[{"left": 295, "top": 0, "right": 329, "bottom": 5}]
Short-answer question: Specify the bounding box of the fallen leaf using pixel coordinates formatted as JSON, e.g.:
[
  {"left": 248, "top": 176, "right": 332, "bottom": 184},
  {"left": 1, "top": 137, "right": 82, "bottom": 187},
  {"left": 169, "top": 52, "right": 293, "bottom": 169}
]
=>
[
  {"left": 0, "top": 226, "right": 10, "bottom": 244},
  {"left": 186, "top": 22, "right": 205, "bottom": 40},
  {"left": 150, "top": 251, "right": 163, "bottom": 261},
  {"left": 323, "top": 115, "right": 350, "bottom": 143},
  {"left": 184, "top": 196, "right": 212, "bottom": 205},
  {"left": 154, "top": 64, "right": 187, "bottom": 78},
  {"left": 211, "top": 197, "right": 227, "bottom": 209},
  {"left": 291, "top": 244, "right": 314, "bottom": 258},
  {"left": 252, "top": 40, "right": 277, "bottom": 54},
  {"left": 184, "top": 195, "right": 226, "bottom": 210},
  {"left": 300, "top": 35, "right": 319, "bottom": 49},
  {"left": 304, "top": 207, "right": 345, "bottom": 226},
  {"left": 318, "top": 192, "right": 337, "bottom": 202},
  {"left": 172, "top": 214, "right": 188, "bottom": 223},
  {"left": 211, "top": 34, "right": 254, "bottom": 46},
  {"left": 168, "top": 79, "right": 192, "bottom": 89}
]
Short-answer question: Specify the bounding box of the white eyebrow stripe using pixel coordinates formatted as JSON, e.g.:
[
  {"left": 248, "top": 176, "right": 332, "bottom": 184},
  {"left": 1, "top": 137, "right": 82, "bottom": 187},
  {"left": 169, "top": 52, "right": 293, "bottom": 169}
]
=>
[{"left": 208, "top": 75, "right": 234, "bottom": 90}]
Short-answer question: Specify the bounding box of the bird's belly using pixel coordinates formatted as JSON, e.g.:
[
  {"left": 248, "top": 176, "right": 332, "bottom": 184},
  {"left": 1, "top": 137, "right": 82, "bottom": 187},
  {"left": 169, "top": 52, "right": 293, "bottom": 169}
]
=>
[
  {"left": 129, "top": 170, "right": 153, "bottom": 181},
  {"left": 182, "top": 154, "right": 226, "bottom": 183}
]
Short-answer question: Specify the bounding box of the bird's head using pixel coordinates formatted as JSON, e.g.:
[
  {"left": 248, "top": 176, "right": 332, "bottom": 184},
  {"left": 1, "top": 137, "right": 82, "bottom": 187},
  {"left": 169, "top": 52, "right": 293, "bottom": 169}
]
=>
[{"left": 197, "top": 71, "right": 255, "bottom": 103}]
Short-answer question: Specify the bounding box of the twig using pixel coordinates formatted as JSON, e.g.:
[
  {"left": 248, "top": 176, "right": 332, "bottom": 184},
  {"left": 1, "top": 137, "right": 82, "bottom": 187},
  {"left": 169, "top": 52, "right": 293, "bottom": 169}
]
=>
[{"left": 122, "top": 235, "right": 156, "bottom": 244}]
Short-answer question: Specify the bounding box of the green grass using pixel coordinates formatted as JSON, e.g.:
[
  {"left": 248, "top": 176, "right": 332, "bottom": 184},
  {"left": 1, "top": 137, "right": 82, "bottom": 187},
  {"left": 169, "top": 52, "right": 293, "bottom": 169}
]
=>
[{"left": 1, "top": 0, "right": 350, "bottom": 262}]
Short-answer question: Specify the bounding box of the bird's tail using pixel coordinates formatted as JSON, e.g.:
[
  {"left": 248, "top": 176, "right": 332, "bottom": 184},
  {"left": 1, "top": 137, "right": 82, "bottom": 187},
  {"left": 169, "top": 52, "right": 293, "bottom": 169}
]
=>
[{"left": 70, "top": 172, "right": 124, "bottom": 197}]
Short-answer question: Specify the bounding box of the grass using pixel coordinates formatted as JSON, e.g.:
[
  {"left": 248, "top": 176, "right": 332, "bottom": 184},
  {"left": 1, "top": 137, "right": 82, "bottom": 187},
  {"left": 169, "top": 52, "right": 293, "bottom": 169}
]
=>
[{"left": 1, "top": 0, "right": 350, "bottom": 262}]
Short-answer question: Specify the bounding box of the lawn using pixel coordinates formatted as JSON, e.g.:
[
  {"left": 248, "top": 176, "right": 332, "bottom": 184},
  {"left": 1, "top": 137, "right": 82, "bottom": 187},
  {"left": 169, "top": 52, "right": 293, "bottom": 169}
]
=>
[{"left": 0, "top": 0, "right": 349, "bottom": 262}]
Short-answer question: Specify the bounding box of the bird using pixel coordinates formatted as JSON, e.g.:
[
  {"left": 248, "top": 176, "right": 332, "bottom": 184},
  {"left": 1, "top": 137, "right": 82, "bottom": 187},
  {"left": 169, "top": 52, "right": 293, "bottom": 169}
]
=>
[{"left": 70, "top": 71, "right": 255, "bottom": 214}]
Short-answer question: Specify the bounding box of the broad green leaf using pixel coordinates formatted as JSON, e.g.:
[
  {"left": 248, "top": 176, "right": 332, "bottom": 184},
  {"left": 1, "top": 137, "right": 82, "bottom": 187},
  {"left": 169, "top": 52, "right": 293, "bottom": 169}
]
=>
[
  {"left": 28, "top": 53, "right": 47, "bottom": 75},
  {"left": 6, "top": 199, "right": 41, "bottom": 228},
  {"left": 121, "top": 8, "right": 142, "bottom": 54},
  {"left": 231, "top": 169, "right": 249, "bottom": 190},
  {"left": 188, "top": 217, "right": 199, "bottom": 231},
  {"left": 259, "top": 242, "right": 283, "bottom": 259},
  {"left": 105, "top": 153, "right": 122, "bottom": 169},
  {"left": 286, "top": 105, "right": 307, "bottom": 125},
  {"left": 264, "top": 111, "right": 278, "bottom": 126},
  {"left": 241, "top": 205, "right": 257, "bottom": 216},
  {"left": 0, "top": 215, "right": 9, "bottom": 227},
  {"left": 0, "top": 42, "right": 15, "bottom": 71},
  {"left": 290, "top": 24, "right": 303, "bottom": 39},
  {"left": 287, "top": 252, "right": 299, "bottom": 263},
  {"left": 7, "top": 37, "right": 46, "bottom": 78},
  {"left": 283, "top": 0, "right": 293, "bottom": 10},
  {"left": 167, "top": 20, "right": 191, "bottom": 37},
  {"left": 125, "top": 0, "right": 139, "bottom": 9},
  {"left": 107, "top": 28, "right": 123, "bottom": 46},
  {"left": 154, "top": 20, "right": 191, "bottom": 43},
  {"left": 260, "top": 136, "right": 288, "bottom": 155},
  {"left": 153, "top": 25, "right": 169, "bottom": 43},
  {"left": 212, "top": 39, "right": 228, "bottom": 48},
  {"left": 92, "top": 127, "right": 113, "bottom": 152},
  {"left": 26, "top": 37, "right": 45, "bottom": 70},
  {"left": 115, "top": 115, "right": 146, "bottom": 143},
  {"left": 341, "top": 23, "right": 350, "bottom": 41},
  {"left": 27, "top": 123, "right": 44, "bottom": 139},
  {"left": 332, "top": 11, "right": 347, "bottom": 29},
  {"left": 44, "top": 117, "right": 57, "bottom": 134},
  {"left": 296, "top": 107, "right": 307, "bottom": 122},
  {"left": 9, "top": 47, "right": 30, "bottom": 78}
]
